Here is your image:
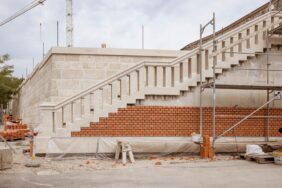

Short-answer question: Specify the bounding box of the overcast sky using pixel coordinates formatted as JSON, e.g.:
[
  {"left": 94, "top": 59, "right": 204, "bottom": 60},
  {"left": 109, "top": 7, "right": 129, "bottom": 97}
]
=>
[{"left": 0, "top": 0, "right": 269, "bottom": 77}]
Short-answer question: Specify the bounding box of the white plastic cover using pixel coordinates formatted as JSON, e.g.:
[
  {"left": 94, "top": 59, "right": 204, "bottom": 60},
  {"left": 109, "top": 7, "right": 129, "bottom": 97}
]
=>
[
  {"left": 246, "top": 144, "right": 265, "bottom": 155},
  {"left": 42, "top": 136, "right": 253, "bottom": 159}
]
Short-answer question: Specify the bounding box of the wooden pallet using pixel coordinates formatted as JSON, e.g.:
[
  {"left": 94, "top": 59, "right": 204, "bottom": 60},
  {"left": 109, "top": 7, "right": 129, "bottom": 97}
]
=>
[{"left": 240, "top": 154, "right": 274, "bottom": 164}]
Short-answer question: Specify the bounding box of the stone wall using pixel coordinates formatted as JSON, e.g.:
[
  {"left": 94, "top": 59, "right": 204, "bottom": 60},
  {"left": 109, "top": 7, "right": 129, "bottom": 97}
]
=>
[
  {"left": 14, "top": 57, "right": 53, "bottom": 127},
  {"left": 13, "top": 47, "right": 186, "bottom": 128},
  {"left": 50, "top": 48, "right": 185, "bottom": 103}
]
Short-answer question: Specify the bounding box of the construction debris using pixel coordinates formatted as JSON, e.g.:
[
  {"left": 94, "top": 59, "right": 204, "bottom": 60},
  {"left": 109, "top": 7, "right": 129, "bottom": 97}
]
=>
[
  {"left": 240, "top": 153, "right": 274, "bottom": 164},
  {"left": 272, "top": 149, "right": 282, "bottom": 165},
  {"left": 239, "top": 144, "right": 276, "bottom": 164},
  {"left": 0, "top": 117, "right": 30, "bottom": 141},
  {"left": 25, "top": 161, "right": 40, "bottom": 168},
  {"left": 155, "top": 161, "right": 162, "bottom": 165}
]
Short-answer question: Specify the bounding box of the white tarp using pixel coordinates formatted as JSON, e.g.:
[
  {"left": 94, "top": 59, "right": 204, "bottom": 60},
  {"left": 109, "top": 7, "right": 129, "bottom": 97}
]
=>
[{"left": 246, "top": 144, "right": 265, "bottom": 155}]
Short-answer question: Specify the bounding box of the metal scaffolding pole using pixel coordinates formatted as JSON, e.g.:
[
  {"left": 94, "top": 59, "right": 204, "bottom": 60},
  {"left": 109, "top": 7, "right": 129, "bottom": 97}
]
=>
[
  {"left": 266, "top": 1, "right": 272, "bottom": 142},
  {"left": 199, "top": 24, "right": 203, "bottom": 135},
  {"left": 212, "top": 12, "right": 216, "bottom": 149},
  {"left": 199, "top": 13, "right": 216, "bottom": 136},
  {"left": 266, "top": 30, "right": 270, "bottom": 142}
]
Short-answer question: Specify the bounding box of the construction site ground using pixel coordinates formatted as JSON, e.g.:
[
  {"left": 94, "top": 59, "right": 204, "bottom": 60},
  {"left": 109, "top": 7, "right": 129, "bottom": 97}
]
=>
[{"left": 0, "top": 140, "right": 282, "bottom": 188}]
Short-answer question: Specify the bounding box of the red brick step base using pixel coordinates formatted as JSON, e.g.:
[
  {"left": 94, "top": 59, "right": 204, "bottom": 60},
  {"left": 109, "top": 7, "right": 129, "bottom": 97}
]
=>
[{"left": 71, "top": 106, "right": 282, "bottom": 137}]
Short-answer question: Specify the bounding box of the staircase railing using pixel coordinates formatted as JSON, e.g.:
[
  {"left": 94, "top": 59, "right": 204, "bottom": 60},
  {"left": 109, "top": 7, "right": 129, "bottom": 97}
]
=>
[{"left": 39, "top": 11, "right": 282, "bottom": 135}]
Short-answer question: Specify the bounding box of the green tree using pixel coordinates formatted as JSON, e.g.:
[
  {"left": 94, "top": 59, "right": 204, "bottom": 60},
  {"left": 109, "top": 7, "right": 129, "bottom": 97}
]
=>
[{"left": 0, "top": 54, "right": 23, "bottom": 109}]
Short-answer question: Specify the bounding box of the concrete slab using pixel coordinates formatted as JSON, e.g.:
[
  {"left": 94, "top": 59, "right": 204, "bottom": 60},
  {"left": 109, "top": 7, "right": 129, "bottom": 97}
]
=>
[
  {"left": 0, "top": 160, "right": 282, "bottom": 188},
  {"left": 0, "top": 147, "right": 13, "bottom": 170}
]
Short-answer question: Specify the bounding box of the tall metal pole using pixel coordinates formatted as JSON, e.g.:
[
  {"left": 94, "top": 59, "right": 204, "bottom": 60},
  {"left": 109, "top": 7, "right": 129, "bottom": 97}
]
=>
[
  {"left": 142, "top": 24, "right": 144, "bottom": 49},
  {"left": 212, "top": 12, "right": 216, "bottom": 148},
  {"left": 66, "top": 0, "right": 73, "bottom": 47},
  {"left": 40, "top": 22, "right": 42, "bottom": 42},
  {"left": 266, "top": 2, "right": 272, "bottom": 141},
  {"left": 199, "top": 15, "right": 216, "bottom": 136},
  {"left": 266, "top": 32, "right": 270, "bottom": 141},
  {"left": 42, "top": 42, "right": 45, "bottom": 58},
  {"left": 199, "top": 24, "right": 203, "bottom": 136},
  {"left": 57, "top": 20, "right": 59, "bottom": 47}
]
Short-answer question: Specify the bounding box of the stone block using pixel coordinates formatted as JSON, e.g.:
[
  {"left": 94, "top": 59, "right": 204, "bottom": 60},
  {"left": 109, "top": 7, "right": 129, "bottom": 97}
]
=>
[
  {"left": 52, "top": 70, "right": 61, "bottom": 79},
  {"left": 109, "top": 63, "right": 122, "bottom": 70},
  {"left": 79, "top": 55, "right": 95, "bottom": 63},
  {"left": 94, "top": 71, "right": 106, "bottom": 80},
  {"left": 61, "top": 70, "right": 83, "bottom": 79},
  {"left": 65, "top": 55, "right": 80, "bottom": 61},
  {"left": 0, "top": 147, "right": 13, "bottom": 170},
  {"left": 106, "top": 70, "right": 118, "bottom": 77},
  {"left": 52, "top": 55, "right": 66, "bottom": 61},
  {"left": 96, "top": 62, "right": 109, "bottom": 69}
]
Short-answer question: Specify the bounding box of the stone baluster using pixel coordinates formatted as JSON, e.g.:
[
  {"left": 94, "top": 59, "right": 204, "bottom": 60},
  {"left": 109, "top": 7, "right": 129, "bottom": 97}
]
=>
[
  {"left": 156, "top": 66, "right": 163, "bottom": 87},
  {"left": 238, "top": 32, "right": 242, "bottom": 53}
]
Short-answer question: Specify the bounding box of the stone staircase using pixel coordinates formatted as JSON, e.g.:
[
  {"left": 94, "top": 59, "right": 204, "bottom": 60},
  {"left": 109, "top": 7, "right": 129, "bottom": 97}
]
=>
[{"left": 39, "top": 11, "right": 282, "bottom": 138}]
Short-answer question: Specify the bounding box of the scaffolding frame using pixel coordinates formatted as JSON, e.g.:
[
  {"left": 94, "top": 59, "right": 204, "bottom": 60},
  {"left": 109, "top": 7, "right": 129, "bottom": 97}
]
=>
[{"left": 199, "top": 7, "right": 282, "bottom": 149}]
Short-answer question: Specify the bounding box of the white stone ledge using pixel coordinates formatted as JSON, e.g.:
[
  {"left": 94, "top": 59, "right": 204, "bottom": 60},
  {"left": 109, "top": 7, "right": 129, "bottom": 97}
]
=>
[{"left": 50, "top": 47, "right": 187, "bottom": 57}]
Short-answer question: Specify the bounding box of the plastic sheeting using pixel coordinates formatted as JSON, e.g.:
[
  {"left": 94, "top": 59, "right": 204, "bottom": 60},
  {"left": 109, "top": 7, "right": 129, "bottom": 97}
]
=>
[
  {"left": 45, "top": 137, "right": 200, "bottom": 158},
  {"left": 246, "top": 144, "right": 265, "bottom": 155},
  {"left": 42, "top": 136, "right": 268, "bottom": 159}
]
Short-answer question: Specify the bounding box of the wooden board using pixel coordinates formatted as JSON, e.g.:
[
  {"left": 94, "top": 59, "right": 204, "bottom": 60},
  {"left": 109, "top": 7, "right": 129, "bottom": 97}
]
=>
[{"left": 240, "top": 154, "right": 274, "bottom": 164}]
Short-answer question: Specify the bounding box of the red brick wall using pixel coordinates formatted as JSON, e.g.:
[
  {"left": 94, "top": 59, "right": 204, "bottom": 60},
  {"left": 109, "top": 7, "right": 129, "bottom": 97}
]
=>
[{"left": 71, "top": 106, "right": 282, "bottom": 137}]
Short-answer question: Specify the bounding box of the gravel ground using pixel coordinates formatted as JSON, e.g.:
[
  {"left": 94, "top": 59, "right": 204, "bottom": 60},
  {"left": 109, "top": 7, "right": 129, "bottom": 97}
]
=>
[
  {"left": 1, "top": 140, "right": 282, "bottom": 188},
  {"left": 1, "top": 140, "right": 238, "bottom": 176}
]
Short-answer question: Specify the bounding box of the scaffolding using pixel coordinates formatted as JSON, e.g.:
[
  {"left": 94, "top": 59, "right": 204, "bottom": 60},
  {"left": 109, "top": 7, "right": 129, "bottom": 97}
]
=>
[{"left": 199, "top": 7, "right": 282, "bottom": 149}]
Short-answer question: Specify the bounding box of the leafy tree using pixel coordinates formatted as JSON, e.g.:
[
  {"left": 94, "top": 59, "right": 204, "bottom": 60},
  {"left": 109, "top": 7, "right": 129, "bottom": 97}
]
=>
[{"left": 0, "top": 54, "right": 23, "bottom": 109}]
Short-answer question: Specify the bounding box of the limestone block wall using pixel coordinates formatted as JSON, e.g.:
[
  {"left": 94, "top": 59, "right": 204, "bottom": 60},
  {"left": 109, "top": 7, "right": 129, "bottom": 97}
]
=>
[
  {"left": 14, "top": 57, "right": 53, "bottom": 128},
  {"left": 13, "top": 47, "right": 186, "bottom": 128},
  {"left": 50, "top": 48, "right": 185, "bottom": 102}
]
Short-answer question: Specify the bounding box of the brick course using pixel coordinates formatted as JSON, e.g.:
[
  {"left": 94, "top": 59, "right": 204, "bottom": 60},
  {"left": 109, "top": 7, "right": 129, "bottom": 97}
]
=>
[{"left": 71, "top": 106, "right": 282, "bottom": 137}]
